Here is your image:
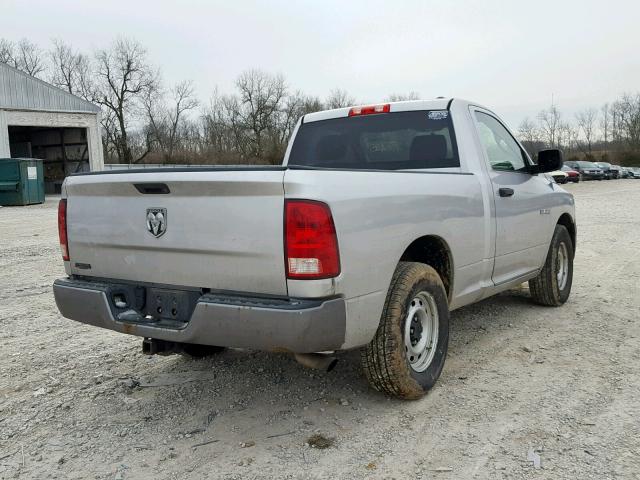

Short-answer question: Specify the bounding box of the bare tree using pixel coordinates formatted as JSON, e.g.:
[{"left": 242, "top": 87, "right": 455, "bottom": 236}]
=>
[
  {"left": 600, "top": 103, "right": 611, "bottom": 158},
  {"left": 0, "top": 39, "right": 15, "bottom": 65},
  {"left": 49, "top": 39, "right": 75, "bottom": 92},
  {"left": 559, "top": 122, "right": 579, "bottom": 152},
  {"left": 199, "top": 86, "right": 323, "bottom": 165},
  {"left": 518, "top": 118, "right": 539, "bottom": 143},
  {"left": 272, "top": 91, "right": 323, "bottom": 157},
  {"left": 94, "top": 38, "right": 158, "bottom": 163},
  {"left": 144, "top": 80, "right": 199, "bottom": 161},
  {"left": 0, "top": 38, "right": 46, "bottom": 77},
  {"left": 326, "top": 88, "right": 355, "bottom": 109},
  {"left": 386, "top": 92, "right": 420, "bottom": 102},
  {"left": 18, "top": 39, "right": 46, "bottom": 77},
  {"left": 165, "top": 81, "right": 199, "bottom": 159},
  {"left": 234, "top": 69, "right": 287, "bottom": 161},
  {"left": 575, "top": 108, "right": 598, "bottom": 157},
  {"left": 517, "top": 118, "right": 543, "bottom": 157},
  {"left": 49, "top": 39, "right": 92, "bottom": 95},
  {"left": 100, "top": 108, "right": 120, "bottom": 161},
  {"left": 611, "top": 93, "right": 640, "bottom": 150},
  {"left": 200, "top": 90, "right": 239, "bottom": 161},
  {"left": 538, "top": 104, "right": 562, "bottom": 148}
]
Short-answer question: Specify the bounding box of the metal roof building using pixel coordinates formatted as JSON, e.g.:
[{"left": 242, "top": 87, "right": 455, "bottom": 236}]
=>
[{"left": 0, "top": 62, "right": 104, "bottom": 193}]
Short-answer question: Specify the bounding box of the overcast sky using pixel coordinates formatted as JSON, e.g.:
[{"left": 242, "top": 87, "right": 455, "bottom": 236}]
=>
[{"left": 3, "top": 0, "right": 639, "bottom": 127}]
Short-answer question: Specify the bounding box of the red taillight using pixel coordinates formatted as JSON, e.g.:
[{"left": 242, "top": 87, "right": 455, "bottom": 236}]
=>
[
  {"left": 285, "top": 200, "right": 340, "bottom": 279},
  {"left": 348, "top": 104, "right": 390, "bottom": 117},
  {"left": 58, "top": 199, "right": 69, "bottom": 261}
]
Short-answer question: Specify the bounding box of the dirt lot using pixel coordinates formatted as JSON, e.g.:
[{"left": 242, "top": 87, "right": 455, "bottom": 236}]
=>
[{"left": 1, "top": 180, "right": 639, "bottom": 479}]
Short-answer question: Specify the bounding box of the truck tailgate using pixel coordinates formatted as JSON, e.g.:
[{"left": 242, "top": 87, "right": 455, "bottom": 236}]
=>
[{"left": 63, "top": 169, "right": 287, "bottom": 296}]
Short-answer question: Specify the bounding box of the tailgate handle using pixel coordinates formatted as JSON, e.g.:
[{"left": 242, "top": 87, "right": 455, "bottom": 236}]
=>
[{"left": 134, "top": 183, "right": 170, "bottom": 194}]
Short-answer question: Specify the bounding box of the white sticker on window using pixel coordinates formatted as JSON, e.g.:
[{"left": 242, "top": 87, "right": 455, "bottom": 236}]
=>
[
  {"left": 428, "top": 111, "right": 448, "bottom": 120},
  {"left": 27, "top": 166, "right": 37, "bottom": 180}
]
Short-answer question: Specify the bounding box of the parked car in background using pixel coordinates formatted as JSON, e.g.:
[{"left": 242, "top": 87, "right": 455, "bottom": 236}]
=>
[
  {"left": 549, "top": 169, "right": 568, "bottom": 184},
  {"left": 609, "top": 165, "right": 622, "bottom": 178},
  {"left": 622, "top": 167, "right": 635, "bottom": 178},
  {"left": 629, "top": 167, "right": 640, "bottom": 179},
  {"left": 596, "top": 162, "right": 615, "bottom": 179},
  {"left": 561, "top": 165, "right": 580, "bottom": 183},
  {"left": 565, "top": 160, "right": 604, "bottom": 180},
  {"left": 616, "top": 166, "right": 630, "bottom": 178}
]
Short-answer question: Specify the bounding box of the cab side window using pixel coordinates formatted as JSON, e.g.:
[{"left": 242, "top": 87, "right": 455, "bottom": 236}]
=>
[{"left": 474, "top": 112, "right": 527, "bottom": 172}]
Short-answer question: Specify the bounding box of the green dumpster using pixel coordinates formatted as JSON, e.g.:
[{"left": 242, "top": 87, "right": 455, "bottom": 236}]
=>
[{"left": 0, "top": 158, "right": 45, "bottom": 206}]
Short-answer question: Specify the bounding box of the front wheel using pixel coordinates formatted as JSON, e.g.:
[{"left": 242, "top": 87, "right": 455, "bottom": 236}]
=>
[
  {"left": 361, "top": 262, "right": 449, "bottom": 400},
  {"left": 529, "top": 224, "right": 574, "bottom": 306}
]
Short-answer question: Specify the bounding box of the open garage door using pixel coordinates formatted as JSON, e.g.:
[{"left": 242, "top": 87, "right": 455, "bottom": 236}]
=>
[{"left": 8, "top": 126, "right": 90, "bottom": 194}]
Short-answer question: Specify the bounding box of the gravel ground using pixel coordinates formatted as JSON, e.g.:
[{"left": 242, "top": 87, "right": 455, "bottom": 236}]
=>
[{"left": 1, "top": 180, "right": 640, "bottom": 479}]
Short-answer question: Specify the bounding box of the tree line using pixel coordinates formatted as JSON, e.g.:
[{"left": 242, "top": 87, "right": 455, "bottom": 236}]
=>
[
  {"left": 518, "top": 97, "right": 640, "bottom": 166},
  {"left": 2, "top": 37, "right": 639, "bottom": 166}
]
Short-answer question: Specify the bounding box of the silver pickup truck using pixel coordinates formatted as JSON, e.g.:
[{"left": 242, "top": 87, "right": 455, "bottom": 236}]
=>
[{"left": 53, "top": 98, "right": 575, "bottom": 399}]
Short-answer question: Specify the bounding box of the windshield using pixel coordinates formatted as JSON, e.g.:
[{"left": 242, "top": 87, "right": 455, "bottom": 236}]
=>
[
  {"left": 577, "top": 161, "right": 598, "bottom": 168},
  {"left": 597, "top": 162, "right": 611, "bottom": 168},
  {"left": 288, "top": 110, "right": 459, "bottom": 170}
]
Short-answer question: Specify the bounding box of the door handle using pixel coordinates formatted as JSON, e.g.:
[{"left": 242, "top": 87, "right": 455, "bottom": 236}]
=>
[{"left": 498, "top": 188, "right": 514, "bottom": 197}]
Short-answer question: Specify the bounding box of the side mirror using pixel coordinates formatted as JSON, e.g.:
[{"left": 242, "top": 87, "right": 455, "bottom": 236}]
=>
[{"left": 534, "top": 149, "right": 563, "bottom": 173}]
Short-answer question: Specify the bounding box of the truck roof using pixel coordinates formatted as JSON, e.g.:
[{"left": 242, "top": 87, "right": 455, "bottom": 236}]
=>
[{"left": 303, "top": 97, "right": 482, "bottom": 123}]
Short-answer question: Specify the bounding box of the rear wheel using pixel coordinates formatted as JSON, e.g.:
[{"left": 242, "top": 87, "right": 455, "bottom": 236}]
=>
[
  {"left": 361, "top": 262, "right": 449, "bottom": 400},
  {"left": 529, "top": 224, "right": 574, "bottom": 306}
]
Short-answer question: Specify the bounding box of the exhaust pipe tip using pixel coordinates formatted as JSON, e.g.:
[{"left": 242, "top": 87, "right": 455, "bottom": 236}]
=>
[
  {"left": 294, "top": 353, "right": 338, "bottom": 372},
  {"left": 325, "top": 357, "right": 338, "bottom": 372}
]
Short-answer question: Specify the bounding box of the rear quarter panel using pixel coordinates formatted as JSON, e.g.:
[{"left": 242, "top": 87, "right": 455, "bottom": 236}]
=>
[{"left": 284, "top": 169, "right": 487, "bottom": 348}]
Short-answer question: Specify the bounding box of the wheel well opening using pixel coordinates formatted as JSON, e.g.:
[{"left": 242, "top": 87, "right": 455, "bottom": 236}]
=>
[
  {"left": 557, "top": 213, "right": 576, "bottom": 249},
  {"left": 399, "top": 236, "right": 453, "bottom": 299}
]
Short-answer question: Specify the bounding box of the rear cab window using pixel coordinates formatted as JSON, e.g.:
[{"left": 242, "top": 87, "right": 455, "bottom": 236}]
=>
[{"left": 288, "top": 110, "right": 460, "bottom": 170}]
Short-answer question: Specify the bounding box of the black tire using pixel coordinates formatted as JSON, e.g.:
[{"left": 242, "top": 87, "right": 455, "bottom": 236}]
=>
[
  {"left": 361, "top": 262, "right": 449, "bottom": 400},
  {"left": 179, "top": 343, "right": 226, "bottom": 358},
  {"left": 529, "top": 224, "right": 574, "bottom": 306}
]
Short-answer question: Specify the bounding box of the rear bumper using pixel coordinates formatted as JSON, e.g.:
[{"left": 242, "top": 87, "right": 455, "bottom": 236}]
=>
[{"left": 53, "top": 278, "right": 346, "bottom": 353}]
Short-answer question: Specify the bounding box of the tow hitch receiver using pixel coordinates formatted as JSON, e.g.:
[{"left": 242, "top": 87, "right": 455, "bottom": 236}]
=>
[{"left": 142, "top": 338, "right": 182, "bottom": 356}]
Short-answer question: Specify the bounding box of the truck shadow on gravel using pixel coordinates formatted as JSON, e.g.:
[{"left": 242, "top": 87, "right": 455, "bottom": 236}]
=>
[{"left": 111, "top": 287, "right": 542, "bottom": 446}]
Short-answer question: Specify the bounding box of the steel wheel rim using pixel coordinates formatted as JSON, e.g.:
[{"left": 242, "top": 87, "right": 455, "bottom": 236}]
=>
[
  {"left": 556, "top": 242, "right": 569, "bottom": 290},
  {"left": 403, "top": 292, "right": 439, "bottom": 373}
]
